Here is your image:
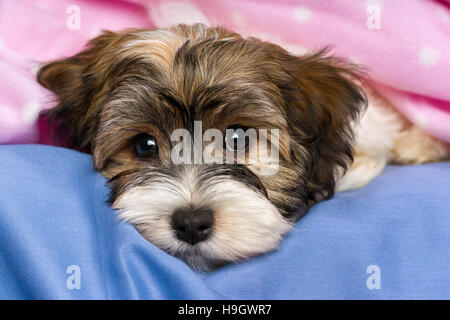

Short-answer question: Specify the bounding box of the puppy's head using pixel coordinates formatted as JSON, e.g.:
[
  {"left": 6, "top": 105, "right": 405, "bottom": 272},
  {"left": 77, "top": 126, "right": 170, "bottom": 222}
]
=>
[{"left": 38, "top": 24, "right": 366, "bottom": 271}]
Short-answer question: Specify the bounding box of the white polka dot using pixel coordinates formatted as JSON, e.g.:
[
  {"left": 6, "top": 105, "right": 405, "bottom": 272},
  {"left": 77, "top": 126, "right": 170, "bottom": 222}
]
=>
[
  {"left": 415, "top": 112, "right": 427, "bottom": 128},
  {"left": 148, "top": 2, "right": 209, "bottom": 28},
  {"left": 293, "top": 7, "right": 311, "bottom": 23},
  {"left": 419, "top": 47, "right": 440, "bottom": 67},
  {"left": 23, "top": 101, "right": 41, "bottom": 124},
  {"left": 230, "top": 11, "right": 245, "bottom": 28}
]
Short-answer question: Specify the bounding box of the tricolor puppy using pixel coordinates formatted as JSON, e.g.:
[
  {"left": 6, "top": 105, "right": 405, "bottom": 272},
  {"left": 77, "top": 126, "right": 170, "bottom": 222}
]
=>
[{"left": 38, "top": 24, "right": 450, "bottom": 271}]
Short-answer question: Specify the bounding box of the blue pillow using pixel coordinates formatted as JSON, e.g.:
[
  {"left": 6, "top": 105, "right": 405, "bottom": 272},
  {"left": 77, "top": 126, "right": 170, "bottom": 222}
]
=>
[{"left": 0, "top": 145, "right": 449, "bottom": 299}]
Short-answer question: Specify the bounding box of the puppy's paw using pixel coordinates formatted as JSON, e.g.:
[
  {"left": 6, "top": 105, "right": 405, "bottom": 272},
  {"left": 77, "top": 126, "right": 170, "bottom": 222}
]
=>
[
  {"left": 335, "top": 154, "right": 386, "bottom": 192},
  {"left": 393, "top": 126, "right": 450, "bottom": 164}
]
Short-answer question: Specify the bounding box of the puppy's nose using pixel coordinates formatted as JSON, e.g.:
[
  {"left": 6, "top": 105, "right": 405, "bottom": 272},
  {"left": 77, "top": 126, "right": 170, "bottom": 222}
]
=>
[{"left": 171, "top": 207, "right": 214, "bottom": 245}]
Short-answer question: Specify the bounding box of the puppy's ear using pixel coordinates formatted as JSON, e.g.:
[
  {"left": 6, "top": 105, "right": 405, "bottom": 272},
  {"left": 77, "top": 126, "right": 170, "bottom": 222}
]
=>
[
  {"left": 37, "top": 31, "right": 119, "bottom": 149},
  {"left": 276, "top": 49, "right": 367, "bottom": 203}
]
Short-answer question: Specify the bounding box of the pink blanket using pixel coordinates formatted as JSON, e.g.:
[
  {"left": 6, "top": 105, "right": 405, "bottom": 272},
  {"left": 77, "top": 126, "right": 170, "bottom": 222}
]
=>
[{"left": 1, "top": 0, "right": 449, "bottom": 144}]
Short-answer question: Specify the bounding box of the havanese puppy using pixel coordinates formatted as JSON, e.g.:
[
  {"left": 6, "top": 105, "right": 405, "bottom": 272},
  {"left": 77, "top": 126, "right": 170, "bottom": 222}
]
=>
[{"left": 37, "top": 24, "right": 450, "bottom": 271}]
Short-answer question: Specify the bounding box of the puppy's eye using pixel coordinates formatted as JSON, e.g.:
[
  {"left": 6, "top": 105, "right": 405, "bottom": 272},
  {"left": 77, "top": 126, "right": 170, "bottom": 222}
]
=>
[
  {"left": 225, "top": 126, "right": 251, "bottom": 152},
  {"left": 134, "top": 134, "right": 159, "bottom": 158}
]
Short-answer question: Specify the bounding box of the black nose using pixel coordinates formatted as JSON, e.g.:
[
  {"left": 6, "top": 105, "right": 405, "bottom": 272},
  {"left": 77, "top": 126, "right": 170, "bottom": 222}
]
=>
[{"left": 171, "top": 207, "right": 214, "bottom": 245}]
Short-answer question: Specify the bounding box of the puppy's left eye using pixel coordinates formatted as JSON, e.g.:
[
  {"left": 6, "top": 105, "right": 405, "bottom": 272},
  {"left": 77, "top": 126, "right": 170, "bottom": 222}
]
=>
[{"left": 134, "top": 134, "right": 159, "bottom": 158}]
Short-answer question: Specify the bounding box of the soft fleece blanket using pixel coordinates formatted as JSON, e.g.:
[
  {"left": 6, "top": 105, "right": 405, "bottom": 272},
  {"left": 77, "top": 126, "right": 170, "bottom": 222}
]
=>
[
  {"left": 1, "top": 0, "right": 450, "bottom": 144},
  {"left": 1, "top": 144, "right": 450, "bottom": 299}
]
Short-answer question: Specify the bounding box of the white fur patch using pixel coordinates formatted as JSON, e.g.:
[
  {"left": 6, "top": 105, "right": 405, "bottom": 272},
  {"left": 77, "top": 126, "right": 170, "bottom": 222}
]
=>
[
  {"left": 336, "top": 93, "right": 403, "bottom": 191},
  {"left": 353, "top": 97, "right": 403, "bottom": 160},
  {"left": 113, "top": 173, "right": 291, "bottom": 271}
]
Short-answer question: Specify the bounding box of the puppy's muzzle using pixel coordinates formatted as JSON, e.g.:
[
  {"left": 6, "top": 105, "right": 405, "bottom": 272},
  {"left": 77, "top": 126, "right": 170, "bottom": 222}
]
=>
[{"left": 171, "top": 206, "right": 214, "bottom": 245}]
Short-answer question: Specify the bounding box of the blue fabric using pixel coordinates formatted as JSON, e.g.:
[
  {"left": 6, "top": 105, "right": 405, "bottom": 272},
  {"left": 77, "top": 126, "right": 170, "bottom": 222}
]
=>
[{"left": 0, "top": 145, "right": 449, "bottom": 299}]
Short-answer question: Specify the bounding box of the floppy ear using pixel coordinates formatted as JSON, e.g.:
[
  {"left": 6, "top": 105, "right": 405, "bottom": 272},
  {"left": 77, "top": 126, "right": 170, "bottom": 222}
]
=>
[
  {"left": 37, "top": 31, "right": 119, "bottom": 149},
  {"left": 277, "top": 49, "right": 367, "bottom": 203}
]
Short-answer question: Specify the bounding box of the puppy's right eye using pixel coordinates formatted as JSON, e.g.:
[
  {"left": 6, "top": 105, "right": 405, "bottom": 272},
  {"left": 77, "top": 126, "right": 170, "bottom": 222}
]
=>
[{"left": 133, "top": 134, "right": 159, "bottom": 158}]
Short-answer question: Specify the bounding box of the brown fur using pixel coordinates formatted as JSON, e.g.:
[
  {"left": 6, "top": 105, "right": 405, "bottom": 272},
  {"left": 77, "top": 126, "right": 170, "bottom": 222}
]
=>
[
  {"left": 38, "top": 24, "right": 366, "bottom": 217},
  {"left": 37, "top": 24, "right": 369, "bottom": 269}
]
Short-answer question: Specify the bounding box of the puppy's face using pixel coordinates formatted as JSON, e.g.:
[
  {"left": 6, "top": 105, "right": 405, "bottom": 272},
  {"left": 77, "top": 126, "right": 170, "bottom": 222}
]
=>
[{"left": 38, "top": 24, "right": 366, "bottom": 271}]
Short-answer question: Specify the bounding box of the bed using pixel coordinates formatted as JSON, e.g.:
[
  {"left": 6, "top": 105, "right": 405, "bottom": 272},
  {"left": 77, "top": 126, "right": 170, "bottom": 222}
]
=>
[{"left": 0, "top": 144, "right": 449, "bottom": 299}]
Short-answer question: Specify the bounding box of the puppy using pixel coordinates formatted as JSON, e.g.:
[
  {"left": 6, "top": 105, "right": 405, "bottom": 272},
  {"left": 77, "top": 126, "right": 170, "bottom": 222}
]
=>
[{"left": 37, "top": 24, "right": 450, "bottom": 271}]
